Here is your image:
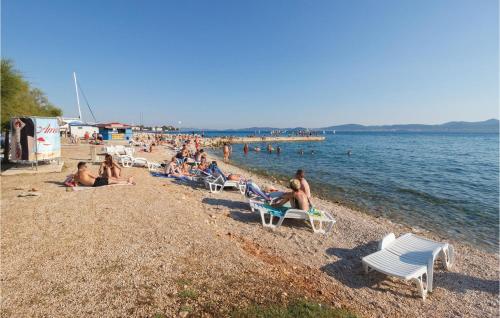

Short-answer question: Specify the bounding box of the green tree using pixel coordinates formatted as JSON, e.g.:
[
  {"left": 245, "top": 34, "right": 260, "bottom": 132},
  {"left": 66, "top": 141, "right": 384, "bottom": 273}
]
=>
[
  {"left": 1, "top": 59, "right": 62, "bottom": 130},
  {"left": 1, "top": 59, "right": 62, "bottom": 162}
]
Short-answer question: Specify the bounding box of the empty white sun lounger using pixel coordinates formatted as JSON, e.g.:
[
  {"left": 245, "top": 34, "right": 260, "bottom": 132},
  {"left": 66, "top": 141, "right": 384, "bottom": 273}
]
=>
[
  {"left": 362, "top": 233, "right": 454, "bottom": 299},
  {"left": 117, "top": 154, "right": 149, "bottom": 168}
]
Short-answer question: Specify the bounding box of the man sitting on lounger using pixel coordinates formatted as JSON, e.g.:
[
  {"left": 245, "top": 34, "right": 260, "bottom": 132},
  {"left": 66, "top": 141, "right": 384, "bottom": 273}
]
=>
[
  {"left": 295, "top": 169, "right": 312, "bottom": 200},
  {"left": 272, "top": 179, "right": 310, "bottom": 211},
  {"left": 75, "top": 162, "right": 135, "bottom": 187}
]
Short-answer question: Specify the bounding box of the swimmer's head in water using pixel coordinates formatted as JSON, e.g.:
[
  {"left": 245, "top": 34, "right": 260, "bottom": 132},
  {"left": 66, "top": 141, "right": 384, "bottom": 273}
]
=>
[{"left": 289, "top": 178, "right": 301, "bottom": 191}]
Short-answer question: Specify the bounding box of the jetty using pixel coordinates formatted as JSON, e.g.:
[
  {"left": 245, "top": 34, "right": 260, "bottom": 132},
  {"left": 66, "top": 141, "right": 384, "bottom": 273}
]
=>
[{"left": 205, "top": 136, "right": 325, "bottom": 147}]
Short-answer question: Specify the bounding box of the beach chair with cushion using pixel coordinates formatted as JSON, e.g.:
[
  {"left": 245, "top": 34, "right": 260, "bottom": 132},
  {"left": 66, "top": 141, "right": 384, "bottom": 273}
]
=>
[
  {"left": 361, "top": 233, "right": 454, "bottom": 299},
  {"left": 254, "top": 204, "right": 336, "bottom": 234}
]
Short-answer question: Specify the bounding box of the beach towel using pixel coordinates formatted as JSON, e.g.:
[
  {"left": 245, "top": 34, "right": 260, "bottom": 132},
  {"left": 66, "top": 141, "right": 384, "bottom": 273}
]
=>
[
  {"left": 260, "top": 204, "right": 288, "bottom": 217},
  {"left": 150, "top": 171, "right": 193, "bottom": 181},
  {"left": 69, "top": 183, "right": 134, "bottom": 191}
]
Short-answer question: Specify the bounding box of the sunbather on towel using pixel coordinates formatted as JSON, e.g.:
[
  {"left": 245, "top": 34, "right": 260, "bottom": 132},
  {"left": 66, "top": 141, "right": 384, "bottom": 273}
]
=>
[
  {"left": 272, "top": 179, "right": 310, "bottom": 211},
  {"left": 75, "top": 162, "right": 135, "bottom": 187},
  {"left": 99, "top": 154, "right": 122, "bottom": 178}
]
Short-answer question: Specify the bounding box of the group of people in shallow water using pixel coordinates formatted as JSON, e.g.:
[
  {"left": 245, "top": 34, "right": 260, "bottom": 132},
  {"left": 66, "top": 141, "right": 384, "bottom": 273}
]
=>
[{"left": 241, "top": 143, "right": 282, "bottom": 155}]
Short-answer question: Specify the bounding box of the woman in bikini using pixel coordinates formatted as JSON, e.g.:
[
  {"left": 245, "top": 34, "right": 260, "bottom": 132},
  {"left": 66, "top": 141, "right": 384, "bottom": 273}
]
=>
[{"left": 99, "top": 154, "right": 122, "bottom": 179}]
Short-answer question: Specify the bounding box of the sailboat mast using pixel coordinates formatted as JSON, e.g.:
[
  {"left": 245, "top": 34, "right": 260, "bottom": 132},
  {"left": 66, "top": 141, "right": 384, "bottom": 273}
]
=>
[{"left": 73, "top": 72, "right": 82, "bottom": 120}]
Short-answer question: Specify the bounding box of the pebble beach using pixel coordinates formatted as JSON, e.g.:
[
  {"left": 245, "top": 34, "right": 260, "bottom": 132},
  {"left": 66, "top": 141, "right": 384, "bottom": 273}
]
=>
[{"left": 1, "top": 142, "right": 498, "bottom": 317}]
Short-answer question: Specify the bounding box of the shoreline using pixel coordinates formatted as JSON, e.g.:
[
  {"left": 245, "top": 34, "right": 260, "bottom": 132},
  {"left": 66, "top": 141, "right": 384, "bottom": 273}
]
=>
[
  {"left": 1, "top": 142, "right": 498, "bottom": 317},
  {"left": 206, "top": 149, "right": 497, "bottom": 255}
]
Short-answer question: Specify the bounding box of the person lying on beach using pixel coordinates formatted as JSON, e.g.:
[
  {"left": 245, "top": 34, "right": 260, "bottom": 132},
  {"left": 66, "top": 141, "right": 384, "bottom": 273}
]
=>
[
  {"left": 295, "top": 169, "right": 312, "bottom": 200},
  {"left": 75, "top": 162, "right": 135, "bottom": 187},
  {"left": 99, "top": 154, "right": 122, "bottom": 178},
  {"left": 272, "top": 178, "right": 310, "bottom": 211}
]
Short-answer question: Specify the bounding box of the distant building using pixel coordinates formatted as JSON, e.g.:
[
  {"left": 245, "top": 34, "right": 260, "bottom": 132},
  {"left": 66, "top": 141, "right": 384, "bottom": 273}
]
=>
[
  {"left": 68, "top": 122, "right": 99, "bottom": 139},
  {"left": 96, "top": 122, "right": 133, "bottom": 140}
]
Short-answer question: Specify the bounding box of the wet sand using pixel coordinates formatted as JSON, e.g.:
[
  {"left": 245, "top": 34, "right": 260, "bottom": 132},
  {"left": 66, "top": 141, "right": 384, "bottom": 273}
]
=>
[{"left": 1, "top": 143, "right": 498, "bottom": 317}]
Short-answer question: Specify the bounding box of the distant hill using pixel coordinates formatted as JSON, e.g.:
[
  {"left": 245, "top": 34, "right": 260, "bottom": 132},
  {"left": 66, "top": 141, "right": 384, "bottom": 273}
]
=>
[
  {"left": 320, "top": 119, "right": 499, "bottom": 133},
  {"left": 183, "top": 119, "right": 499, "bottom": 133}
]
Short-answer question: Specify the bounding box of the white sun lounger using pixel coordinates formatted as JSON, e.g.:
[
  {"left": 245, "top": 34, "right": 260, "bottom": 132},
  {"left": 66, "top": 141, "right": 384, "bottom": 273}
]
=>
[
  {"left": 254, "top": 204, "right": 336, "bottom": 234},
  {"left": 362, "top": 233, "right": 454, "bottom": 299},
  {"left": 117, "top": 154, "right": 149, "bottom": 168},
  {"left": 205, "top": 175, "right": 246, "bottom": 194}
]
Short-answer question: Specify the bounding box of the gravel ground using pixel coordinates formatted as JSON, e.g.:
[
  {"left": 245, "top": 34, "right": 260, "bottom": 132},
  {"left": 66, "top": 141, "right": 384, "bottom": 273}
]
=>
[{"left": 1, "top": 143, "right": 498, "bottom": 317}]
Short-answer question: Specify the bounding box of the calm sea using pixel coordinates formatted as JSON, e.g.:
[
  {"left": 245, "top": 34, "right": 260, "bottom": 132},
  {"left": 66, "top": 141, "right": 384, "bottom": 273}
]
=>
[{"left": 202, "top": 131, "right": 499, "bottom": 252}]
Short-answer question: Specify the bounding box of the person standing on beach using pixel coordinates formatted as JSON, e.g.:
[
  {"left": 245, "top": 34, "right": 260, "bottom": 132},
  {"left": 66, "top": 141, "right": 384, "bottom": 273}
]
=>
[
  {"left": 295, "top": 169, "right": 311, "bottom": 200},
  {"left": 223, "top": 143, "right": 230, "bottom": 162},
  {"left": 243, "top": 143, "right": 249, "bottom": 155}
]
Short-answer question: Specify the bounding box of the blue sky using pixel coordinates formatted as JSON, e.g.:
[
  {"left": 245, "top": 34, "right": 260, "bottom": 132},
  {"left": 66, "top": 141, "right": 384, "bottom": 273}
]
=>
[{"left": 2, "top": 0, "right": 498, "bottom": 129}]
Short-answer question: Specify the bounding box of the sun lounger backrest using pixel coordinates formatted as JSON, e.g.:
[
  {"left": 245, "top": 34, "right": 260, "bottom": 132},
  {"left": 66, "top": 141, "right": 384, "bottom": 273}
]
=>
[
  {"left": 212, "top": 166, "right": 227, "bottom": 181},
  {"left": 247, "top": 182, "right": 271, "bottom": 201}
]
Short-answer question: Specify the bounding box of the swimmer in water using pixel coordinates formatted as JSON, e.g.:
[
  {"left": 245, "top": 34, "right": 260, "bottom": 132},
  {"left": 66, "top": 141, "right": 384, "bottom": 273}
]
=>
[
  {"left": 299, "top": 149, "right": 304, "bottom": 155},
  {"left": 347, "top": 149, "right": 352, "bottom": 156},
  {"left": 254, "top": 147, "right": 261, "bottom": 152},
  {"left": 311, "top": 150, "right": 315, "bottom": 155},
  {"left": 276, "top": 146, "right": 281, "bottom": 154}
]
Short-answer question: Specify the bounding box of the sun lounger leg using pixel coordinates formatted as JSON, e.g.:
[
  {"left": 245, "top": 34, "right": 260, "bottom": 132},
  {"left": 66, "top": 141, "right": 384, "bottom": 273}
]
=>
[
  {"left": 411, "top": 273, "right": 428, "bottom": 300},
  {"left": 238, "top": 183, "right": 246, "bottom": 195},
  {"left": 310, "top": 219, "right": 326, "bottom": 234},
  {"left": 259, "top": 209, "right": 277, "bottom": 229},
  {"left": 208, "top": 183, "right": 223, "bottom": 193},
  {"left": 440, "top": 245, "right": 454, "bottom": 270},
  {"left": 363, "top": 262, "right": 370, "bottom": 274}
]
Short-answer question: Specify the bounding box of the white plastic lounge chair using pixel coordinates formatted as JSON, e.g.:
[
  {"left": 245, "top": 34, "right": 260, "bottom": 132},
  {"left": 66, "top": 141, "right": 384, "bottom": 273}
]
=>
[
  {"left": 362, "top": 233, "right": 454, "bottom": 299},
  {"left": 147, "top": 161, "right": 163, "bottom": 172},
  {"left": 118, "top": 154, "right": 149, "bottom": 168},
  {"left": 205, "top": 175, "right": 246, "bottom": 194},
  {"left": 255, "top": 204, "right": 336, "bottom": 234},
  {"left": 244, "top": 180, "right": 283, "bottom": 212}
]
